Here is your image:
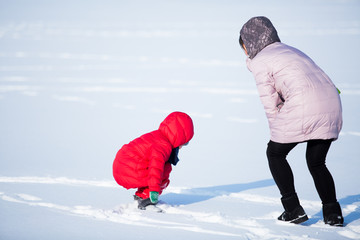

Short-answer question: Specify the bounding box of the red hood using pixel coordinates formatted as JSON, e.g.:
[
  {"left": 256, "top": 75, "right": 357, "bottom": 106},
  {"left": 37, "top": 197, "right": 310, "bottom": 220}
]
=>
[{"left": 158, "top": 112, "right": 194, "bottom": 148}]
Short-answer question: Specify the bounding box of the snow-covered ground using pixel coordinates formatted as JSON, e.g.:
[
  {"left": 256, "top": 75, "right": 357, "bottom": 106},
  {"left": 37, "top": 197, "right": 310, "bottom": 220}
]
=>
[{"left": 1, "top": 0, "right": 360, "bottom": 239}]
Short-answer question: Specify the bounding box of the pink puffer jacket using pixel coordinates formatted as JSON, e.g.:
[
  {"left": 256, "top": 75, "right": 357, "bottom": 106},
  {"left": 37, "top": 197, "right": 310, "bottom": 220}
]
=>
[{"left": 247, "top": 42, "right": 342, "bottom": 143}]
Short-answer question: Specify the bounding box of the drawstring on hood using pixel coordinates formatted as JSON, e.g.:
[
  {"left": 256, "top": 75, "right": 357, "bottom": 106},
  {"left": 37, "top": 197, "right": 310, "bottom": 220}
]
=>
[{"left": 240, "top": 16, "right": 281, "bottom": 59}]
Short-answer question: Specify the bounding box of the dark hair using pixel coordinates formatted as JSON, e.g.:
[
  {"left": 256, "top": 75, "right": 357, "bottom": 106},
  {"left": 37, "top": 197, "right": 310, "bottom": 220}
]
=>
[{"left": 239, "top": 36, "right": 245, "bottom": 50}]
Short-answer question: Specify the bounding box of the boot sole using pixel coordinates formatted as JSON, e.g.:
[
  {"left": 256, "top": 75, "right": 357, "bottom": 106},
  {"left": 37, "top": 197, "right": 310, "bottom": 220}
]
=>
[
  {"left": 290, "top": 214, "right": 309, "bottom": 224},
  {"left": 325, "top": 221, "right": 344, "bottom": 227}
]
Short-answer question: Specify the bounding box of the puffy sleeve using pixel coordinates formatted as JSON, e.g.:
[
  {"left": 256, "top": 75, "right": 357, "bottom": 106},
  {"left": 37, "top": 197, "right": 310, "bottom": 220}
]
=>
[
  {"left": 147, "top": 144, "right": 172, "bottom": 192},
  {"left": 247, "top": 58, "right": 280, "bottom": 124}
]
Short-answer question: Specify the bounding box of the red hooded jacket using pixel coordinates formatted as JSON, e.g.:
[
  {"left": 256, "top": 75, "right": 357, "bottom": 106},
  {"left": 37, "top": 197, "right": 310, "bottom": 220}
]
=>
[{"left": 113, "top": 112, "right": 194, "bottom": 193}]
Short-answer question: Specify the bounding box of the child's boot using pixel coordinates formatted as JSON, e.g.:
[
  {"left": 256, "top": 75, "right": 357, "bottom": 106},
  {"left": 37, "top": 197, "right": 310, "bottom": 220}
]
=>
[
  {"left": 323, "top": 202, "right": 344, "bottom": 226},
  {"left": 133, "top": 195, "right": 154, "bottom": 210}
]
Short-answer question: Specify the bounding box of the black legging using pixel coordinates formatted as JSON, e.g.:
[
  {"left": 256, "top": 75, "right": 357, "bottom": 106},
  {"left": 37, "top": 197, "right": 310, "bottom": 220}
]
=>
[{"left": 266, "top": 139, "right": 337, "bottom": 204}]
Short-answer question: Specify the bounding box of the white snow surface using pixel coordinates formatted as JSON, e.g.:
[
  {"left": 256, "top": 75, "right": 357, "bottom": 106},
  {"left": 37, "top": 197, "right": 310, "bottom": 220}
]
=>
[{"left": 1, "top": 0, "right": 360, "bottom": 239}]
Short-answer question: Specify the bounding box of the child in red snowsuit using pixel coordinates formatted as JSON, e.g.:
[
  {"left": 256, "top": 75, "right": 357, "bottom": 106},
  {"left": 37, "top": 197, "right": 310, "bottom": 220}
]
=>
[{"left": 113, "top": 112, "right": 194, "bottom": 209}]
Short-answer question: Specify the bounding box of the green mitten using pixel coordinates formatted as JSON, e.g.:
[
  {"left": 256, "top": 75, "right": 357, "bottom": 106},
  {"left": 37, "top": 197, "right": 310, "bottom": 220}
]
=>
[{"left": 149, "top": 191, "right": 159, "bottom": 204}]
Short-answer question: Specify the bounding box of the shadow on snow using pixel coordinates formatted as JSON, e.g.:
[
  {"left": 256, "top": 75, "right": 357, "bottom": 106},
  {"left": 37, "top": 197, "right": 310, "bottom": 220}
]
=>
[
  {"left": 303, "top": 194, "right": 360, "bottom": 227},
  {"left": 161, "top": 178, "right": 275, "bottom": 205},
  {"left": 162, "top": 180, "right": 360, "bottom": 227}
]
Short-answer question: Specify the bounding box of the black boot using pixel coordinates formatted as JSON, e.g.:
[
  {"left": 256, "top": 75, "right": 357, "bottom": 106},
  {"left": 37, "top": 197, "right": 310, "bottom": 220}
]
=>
[
  {"left": 278, "top": 194, "right": 308, "bottom": 224},
  {"left": 323, "top": 202, "right": 344, "bottom": 226},
  {"left": 133, "top": 195, "right": 155, "bottom": 210}
]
